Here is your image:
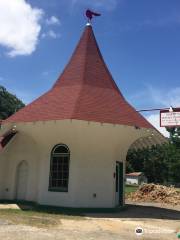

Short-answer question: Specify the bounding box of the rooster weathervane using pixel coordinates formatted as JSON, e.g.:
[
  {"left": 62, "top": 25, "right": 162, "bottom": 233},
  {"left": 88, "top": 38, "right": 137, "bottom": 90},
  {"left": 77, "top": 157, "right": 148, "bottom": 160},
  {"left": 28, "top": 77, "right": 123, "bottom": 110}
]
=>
[{"left": 86, "top": 9, "right": 101, "bottom": 23}]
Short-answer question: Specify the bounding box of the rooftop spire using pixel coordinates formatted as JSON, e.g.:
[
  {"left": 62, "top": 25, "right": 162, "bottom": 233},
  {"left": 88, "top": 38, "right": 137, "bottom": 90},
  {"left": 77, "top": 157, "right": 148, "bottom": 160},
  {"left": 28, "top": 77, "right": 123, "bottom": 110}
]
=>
[
  {"left": 4, "top": 23, "right": 154, "bottom": 129},
  {"left": 53, "top": 24, "right": 121, "bottom": 93}
]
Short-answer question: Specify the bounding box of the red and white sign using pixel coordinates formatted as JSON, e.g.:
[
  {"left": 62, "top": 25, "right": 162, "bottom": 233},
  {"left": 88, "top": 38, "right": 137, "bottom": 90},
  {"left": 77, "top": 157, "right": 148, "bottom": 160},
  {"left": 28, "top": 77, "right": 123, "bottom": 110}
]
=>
[{"left": 160, "top": 108, "right": 180, "bottom": 127}]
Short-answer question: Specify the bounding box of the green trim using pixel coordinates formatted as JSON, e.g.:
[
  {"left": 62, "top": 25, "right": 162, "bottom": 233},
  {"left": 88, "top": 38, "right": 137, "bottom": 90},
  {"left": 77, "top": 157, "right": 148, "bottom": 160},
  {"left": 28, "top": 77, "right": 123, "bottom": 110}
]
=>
[
  {"left": 48, "top": 188, "right": 68, "bottom": 192},
  {"left": 36, "top": 205, "right": 127, "bottom": 214},
  {"left": 116, "top": 161, "right": 124, "bottom": 206},
  {"left": 0, "top": 200, "right": 35, "bottom": 205},
  {"left": 119, "top": 162, "right": 124, "bottom": 205},
  {"left": 0, "top": 200, "right": 126, "bottom": 214}
]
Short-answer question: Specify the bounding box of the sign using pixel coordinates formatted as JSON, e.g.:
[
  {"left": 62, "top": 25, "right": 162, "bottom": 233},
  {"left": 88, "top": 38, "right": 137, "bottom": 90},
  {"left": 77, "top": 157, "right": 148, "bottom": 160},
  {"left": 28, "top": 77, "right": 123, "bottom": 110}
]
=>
[{"left": 160, "top": 108, "right": 180, "bottom": 127}]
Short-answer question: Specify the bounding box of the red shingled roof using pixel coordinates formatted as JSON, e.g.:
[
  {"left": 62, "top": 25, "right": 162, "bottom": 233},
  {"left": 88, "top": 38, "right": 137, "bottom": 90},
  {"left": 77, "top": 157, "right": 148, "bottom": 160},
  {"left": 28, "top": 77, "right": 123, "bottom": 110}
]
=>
[
  {"left": 4, "top": 25, "right": 153, "bottom": 128},
  {"left": 126, "top": 172, "right": 143, "bottom": 177}
]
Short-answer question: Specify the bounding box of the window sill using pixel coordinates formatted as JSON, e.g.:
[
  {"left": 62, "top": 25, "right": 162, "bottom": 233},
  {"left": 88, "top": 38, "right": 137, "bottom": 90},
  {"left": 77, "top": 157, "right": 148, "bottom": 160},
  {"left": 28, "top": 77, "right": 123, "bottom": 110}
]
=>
[{"left": 48, "top": 188, "right": 68, "bottom": 193}]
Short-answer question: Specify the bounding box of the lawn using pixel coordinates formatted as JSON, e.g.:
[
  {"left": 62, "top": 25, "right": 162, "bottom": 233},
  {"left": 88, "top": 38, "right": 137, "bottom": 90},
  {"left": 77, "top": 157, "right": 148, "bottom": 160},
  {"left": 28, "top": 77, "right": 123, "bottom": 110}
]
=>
[
  {"left": 0, "top": 208, "right": 84, "bottom": 228},
  {"left": 125, "top": 185, "right": 138, "bottom": 194}
]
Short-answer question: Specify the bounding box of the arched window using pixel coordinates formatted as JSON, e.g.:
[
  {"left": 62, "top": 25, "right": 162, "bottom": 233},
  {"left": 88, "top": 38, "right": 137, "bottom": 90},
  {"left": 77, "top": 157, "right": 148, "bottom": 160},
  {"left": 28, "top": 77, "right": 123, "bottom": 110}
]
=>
[{"left": 49, "top": 144, "right": 70, "bottom": 192}]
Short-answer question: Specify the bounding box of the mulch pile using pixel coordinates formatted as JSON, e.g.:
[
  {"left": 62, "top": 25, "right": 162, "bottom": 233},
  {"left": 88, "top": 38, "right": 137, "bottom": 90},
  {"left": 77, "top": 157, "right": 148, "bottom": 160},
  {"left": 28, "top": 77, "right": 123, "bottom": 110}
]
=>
[{"left": 127, "top": 184, "right": 180, "bottom": 205}]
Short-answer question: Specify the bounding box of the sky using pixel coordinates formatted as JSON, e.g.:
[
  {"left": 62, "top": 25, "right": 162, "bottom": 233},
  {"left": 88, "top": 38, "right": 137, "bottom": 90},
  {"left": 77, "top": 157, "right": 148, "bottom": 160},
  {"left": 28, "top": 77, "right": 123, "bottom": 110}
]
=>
[{"left": 0, "top": 0, "right": 180, "bottom": 137}]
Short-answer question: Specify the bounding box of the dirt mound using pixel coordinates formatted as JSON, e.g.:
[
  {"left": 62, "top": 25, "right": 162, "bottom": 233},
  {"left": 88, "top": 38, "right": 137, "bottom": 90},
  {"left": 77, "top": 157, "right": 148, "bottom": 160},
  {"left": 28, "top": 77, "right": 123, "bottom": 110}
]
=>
[{"left": 127, "top": 184, "right": 180, "bottom": 205}]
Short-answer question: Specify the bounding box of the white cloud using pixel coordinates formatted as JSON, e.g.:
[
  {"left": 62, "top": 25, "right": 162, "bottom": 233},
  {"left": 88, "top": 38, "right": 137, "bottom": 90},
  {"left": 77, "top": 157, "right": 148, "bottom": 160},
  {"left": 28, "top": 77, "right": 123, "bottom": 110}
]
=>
[
  {"left": 129, "top": 86, "right": 180, "bottom": 110},
  {"left": 139, "top": 86, "right": 180, "bottom": 137},
  {"left": 148, "top": 86, "right": 180, "bottom": 107},
  {"left": 42, "top": 30, "right": 61, "bottom": 39},
  {"left": 129, "top": 85, "right": 180, "bottom": 137},
  {"left": 46, "top": 16, "right": 60, "bottom": 26},
  {"left": 146, "top": 86, "right": 180, "bottom": 137},
  {"left": 146, "top": 114, "right": 169, "bottom": 137},
  {"left": 0, "top": 0, "right": 43, "bottom": 57},
  {"left": 71, "top": 0, "right": 118, "bottom": 11}
]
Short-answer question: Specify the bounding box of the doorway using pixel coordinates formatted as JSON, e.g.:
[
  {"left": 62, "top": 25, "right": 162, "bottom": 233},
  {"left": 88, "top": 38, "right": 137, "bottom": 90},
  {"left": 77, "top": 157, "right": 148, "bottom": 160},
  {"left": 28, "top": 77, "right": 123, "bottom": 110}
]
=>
[
  {"left": 115, "top": 161, "right": 123, "bottom": 206},
  {"left": 15, "top": 161, "right": 28, "bottom": 200}
]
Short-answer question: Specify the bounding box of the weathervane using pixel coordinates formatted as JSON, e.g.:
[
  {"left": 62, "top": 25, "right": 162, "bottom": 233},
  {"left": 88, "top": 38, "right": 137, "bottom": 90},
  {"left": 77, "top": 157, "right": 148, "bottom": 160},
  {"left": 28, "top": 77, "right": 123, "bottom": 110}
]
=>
[{"left": 86, "top": 9, "right": 101, "bottom": 24}]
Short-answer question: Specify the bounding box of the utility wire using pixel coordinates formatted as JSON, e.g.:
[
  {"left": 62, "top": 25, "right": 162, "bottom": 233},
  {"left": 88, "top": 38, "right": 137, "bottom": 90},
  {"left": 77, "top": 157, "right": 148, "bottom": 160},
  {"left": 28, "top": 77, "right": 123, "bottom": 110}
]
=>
[
  {"left": 137, "top": 107, "right": 169, "bottom": 112},
  {"left": 137, "top": 106, "right": 180, "bottom": 112}
]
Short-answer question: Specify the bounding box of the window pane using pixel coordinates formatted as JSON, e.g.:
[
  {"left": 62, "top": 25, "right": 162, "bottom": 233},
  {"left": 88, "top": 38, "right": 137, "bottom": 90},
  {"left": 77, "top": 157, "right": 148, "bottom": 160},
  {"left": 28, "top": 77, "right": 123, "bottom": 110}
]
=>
[
  {"left": 57, "top": 164, "right": 63, "bottom": 171},
  {"left": 57, "top": 171, "right": 62, "bottom": 179},
  {"left": 64, "top": 180, "right": 68, "bottom": 187},
  {"left": 63, "top": 164, "right": 68, "bottom": 171},
  {"left": 57, "top": 180, "right": 61, "bottom": 187},
  {"left": 63, "top": 172, "right": 68, "bottom": 179},
  {"left": 52, "top": 156, "right": 59, "bottom": 164},
  {"left": 49, "top": 144, "right": 70, "bottom": 191},
  {"left": 54, "top": 145, "right": 69, "bottom": 154},
  {"left": 63, "top": 156, "right": 69, "bottom": 163},
  {"left": 52, "top": 180, "right": 56, "bottom": 187}
]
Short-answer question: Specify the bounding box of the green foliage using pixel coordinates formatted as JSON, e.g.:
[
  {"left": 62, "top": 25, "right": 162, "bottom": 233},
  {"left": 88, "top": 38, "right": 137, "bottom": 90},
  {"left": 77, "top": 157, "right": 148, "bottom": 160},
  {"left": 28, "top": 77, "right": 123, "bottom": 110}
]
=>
[
  {"left": 126, "top": 142, "right": 180, "bottom": 185},
  {"left": 0, "top": 86, "right": 25, "bottom": 120},
  {"left": 127, "top": 125, "right": 180, "bottom": 184},
  {"left": 166, "top": 127, "right": 180, "bottom": 148}
]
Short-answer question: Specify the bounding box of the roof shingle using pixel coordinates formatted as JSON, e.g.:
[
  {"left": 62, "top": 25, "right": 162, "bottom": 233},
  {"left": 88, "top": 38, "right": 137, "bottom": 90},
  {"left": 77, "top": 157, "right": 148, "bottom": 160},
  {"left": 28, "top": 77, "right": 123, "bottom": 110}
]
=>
[{"left": 4, "top": 25, "right": 153, "bottom": 128}]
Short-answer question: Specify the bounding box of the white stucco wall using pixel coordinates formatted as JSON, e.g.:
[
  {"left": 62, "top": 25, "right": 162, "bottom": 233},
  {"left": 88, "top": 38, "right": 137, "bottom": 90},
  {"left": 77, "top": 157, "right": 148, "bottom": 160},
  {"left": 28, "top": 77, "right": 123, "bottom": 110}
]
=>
[
  {"left": 0, "top": 119, "right": 163, "bottom": 207},
  {"left": 0, "top": 132, "right": 39, "bottom": 201}
]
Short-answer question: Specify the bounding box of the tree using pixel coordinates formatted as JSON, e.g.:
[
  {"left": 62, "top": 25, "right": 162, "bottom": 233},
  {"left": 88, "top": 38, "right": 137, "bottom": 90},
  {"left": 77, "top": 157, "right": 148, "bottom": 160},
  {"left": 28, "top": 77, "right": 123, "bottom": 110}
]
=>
[
  {"left": 0, "top": 86, "right": 25, "bottom": 120},
  {"left": 166, "top": 127, "right": 180, "bottom": 148},
  {"left": 144, "top": 144, "right": 170, "bottom": 183},
  {"left": 127, "top": 144, "right": 169, "bottom": 183},
  {"left": 126, "top": 142, "right": 180, "bottom": 185}
]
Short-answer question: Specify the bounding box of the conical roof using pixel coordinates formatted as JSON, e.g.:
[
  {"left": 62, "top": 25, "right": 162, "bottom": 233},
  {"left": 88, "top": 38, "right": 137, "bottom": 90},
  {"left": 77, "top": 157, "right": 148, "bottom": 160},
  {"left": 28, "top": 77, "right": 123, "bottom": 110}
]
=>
[{"left": 4, "top": 25, "right": 153, "bottom": 129}]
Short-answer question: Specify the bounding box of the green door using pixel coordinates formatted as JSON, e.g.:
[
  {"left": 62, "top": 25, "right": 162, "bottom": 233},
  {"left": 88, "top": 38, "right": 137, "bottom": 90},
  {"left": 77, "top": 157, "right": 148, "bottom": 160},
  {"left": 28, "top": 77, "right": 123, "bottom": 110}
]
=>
[{"left": 115, "top": 162, "right": 124, "bottom": 206}]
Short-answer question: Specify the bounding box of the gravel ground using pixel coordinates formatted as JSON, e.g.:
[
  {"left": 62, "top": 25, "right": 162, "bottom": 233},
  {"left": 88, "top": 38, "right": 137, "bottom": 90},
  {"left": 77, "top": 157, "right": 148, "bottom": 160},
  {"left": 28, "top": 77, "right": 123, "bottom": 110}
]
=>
[{"left": 0, "top": 202, "right": 179, "bottom": 240}]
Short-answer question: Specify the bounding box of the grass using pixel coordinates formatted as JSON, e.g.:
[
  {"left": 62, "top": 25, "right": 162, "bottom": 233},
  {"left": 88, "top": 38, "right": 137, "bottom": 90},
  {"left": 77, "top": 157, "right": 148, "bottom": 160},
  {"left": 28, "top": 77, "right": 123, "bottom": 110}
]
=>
[
  {"left": 0, "top": 202, "right": 126, "bottom": 228},
  {"left": 125, "top": 185, "right": 138, "bottom": 195},
  {"left": 0, "top": 207, "right": 84, "bottom": 228}
]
